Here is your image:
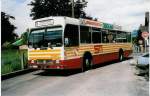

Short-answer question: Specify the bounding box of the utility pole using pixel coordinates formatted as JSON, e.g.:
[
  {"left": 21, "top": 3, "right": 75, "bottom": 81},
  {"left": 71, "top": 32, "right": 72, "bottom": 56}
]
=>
[{"left": 71, "top": 0, "right": 75, "bottom": 18}]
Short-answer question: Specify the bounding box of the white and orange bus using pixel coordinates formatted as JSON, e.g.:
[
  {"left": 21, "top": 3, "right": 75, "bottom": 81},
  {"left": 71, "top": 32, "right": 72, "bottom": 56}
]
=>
[{"left": 28, "top": 16, "right": 132, "bottom": 71}]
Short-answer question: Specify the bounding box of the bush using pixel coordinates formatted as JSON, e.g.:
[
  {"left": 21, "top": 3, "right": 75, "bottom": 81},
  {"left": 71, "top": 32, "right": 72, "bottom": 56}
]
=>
[{"left": 1, "top": 49, "right": 27, "bottom": 75}]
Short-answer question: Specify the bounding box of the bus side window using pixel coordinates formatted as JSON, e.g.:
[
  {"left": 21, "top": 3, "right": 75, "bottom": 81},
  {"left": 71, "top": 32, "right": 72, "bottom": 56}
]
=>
[
  {"left": 80, "top": 26, "right": 91, "bottom": 44},
  {"left": 92, "top": 28, "right": 101, "bottom": 43},
  {"left": 127, "top": 32, "right": 131, "bottom": 42},
  {"left": 108, "top": 31, "right": 116, "bottom": 43},
  {"left": 116, "top": 31, "right": 128, "bottom": 43},
  {"left": 102, "top": 30, "right": 109, "bottom": 43},
  {"left": 64, "top": 24, "right": 79, "bottom": 47}
]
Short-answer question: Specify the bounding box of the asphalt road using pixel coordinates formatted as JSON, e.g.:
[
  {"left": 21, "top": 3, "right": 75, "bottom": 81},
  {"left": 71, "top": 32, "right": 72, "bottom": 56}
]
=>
[{"left": 1, "top": 59, "right": 149, "bottom": 96}]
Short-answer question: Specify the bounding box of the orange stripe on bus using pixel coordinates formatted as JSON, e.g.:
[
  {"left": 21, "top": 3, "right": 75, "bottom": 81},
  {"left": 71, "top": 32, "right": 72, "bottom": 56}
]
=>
[
  {"left": 29, "top": 53, "right": 60, "bottom": 56},
  {"left": 29, "top": 56, "right": 60, "bottom": 59},
  {"left": 29, "top": 50, "right": 60, "bottom": 52}
]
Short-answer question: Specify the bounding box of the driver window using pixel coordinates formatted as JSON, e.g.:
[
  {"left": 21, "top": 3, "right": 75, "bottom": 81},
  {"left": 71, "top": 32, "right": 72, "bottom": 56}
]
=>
[{"left": 64, "top": 24, "right": 79, "bottom": 47}]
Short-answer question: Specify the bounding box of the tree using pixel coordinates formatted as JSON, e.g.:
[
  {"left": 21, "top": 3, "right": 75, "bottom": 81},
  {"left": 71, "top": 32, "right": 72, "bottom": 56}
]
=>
[
  {"left": 1, "top": 12, "right": 18, "bottom": 45},
  {"left": 29, "top": 0, "right": 88, "bottom": 20},
  {"left": 21, "top": 31, "right": 29, "bottom": 45},
  {"left": 12, "top": 31, "right": 29, "bottom": 46}
]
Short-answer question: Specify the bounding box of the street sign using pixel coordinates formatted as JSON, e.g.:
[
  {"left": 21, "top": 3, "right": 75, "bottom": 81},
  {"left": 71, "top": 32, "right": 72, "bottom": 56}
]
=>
[{"left": 141, "top": 32, "right": 149, "bottom": 39}]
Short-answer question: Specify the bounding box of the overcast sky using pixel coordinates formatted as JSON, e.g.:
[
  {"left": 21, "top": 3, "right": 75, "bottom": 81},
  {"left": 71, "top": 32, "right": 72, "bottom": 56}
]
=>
[{"left": 1, "top": 0, "right": 150, "bottom": 36}]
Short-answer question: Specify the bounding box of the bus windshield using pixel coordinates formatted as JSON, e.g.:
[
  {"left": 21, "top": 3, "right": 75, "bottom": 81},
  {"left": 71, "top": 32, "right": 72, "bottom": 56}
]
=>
[{"left": 28, "top": 26, "right": 62, "bottom": 48}]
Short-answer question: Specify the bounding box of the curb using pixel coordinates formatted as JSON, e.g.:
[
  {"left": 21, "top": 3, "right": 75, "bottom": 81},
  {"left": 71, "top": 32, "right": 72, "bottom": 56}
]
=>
[{"left": 1, "top": 69, "right": 36, "bottom": 80}]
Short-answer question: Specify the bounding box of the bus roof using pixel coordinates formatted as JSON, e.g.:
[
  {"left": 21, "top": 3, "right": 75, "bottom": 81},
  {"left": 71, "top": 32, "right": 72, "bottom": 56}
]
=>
[{"left": 30, "top": 16, "right": 128, "bottom": 32}]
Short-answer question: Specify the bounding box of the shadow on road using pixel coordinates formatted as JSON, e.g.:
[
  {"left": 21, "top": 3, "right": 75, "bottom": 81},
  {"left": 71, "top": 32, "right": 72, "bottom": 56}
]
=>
[
  {"left": 34, "top": 57, "right": 133, "bottom": 77},
  {"left": 34, "top": 69, "right": 81, "bottom": 76},
  {"left": 92, "top": 57, "right": 132, "bottom": 69}
]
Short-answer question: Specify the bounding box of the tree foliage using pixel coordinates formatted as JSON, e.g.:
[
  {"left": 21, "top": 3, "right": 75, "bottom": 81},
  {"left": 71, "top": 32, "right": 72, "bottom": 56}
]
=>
[
  {"left": 21, "top": 31, "right": 29, "bottom": 45},
  {"left": 1, "top": 12, "right": 18, "bottom": 45},
  {"left": 29, "top": 0, "right": 88, "bottom": 20}
]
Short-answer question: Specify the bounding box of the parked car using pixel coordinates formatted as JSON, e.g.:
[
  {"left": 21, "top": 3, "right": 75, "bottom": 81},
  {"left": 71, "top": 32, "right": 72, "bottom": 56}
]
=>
[
  {"left": 136, "top": 53, "right": 149, "bottom": 81},
  {"left": 137, "top": 53, "right": 149, "bottom": 65}
]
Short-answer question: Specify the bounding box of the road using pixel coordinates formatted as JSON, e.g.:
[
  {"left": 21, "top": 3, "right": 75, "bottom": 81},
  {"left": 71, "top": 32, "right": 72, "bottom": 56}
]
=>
[{"left": 1, "top": 59, "right": 149, "bottom": 96}]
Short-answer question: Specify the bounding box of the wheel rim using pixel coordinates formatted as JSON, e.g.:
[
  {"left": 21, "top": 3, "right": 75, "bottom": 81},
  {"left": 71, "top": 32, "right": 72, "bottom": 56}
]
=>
[
  {"left": 85, "top": 58, "right": 92, "bottom": 70},
  {"left": 82, "top": 56, "right": 92, "bottom": 71},
  {"left": 120, "top": 54, "right": 123, "bottom": 61},
  {"left": 85, "top": 59, "right": 89, "bottom": 65}
]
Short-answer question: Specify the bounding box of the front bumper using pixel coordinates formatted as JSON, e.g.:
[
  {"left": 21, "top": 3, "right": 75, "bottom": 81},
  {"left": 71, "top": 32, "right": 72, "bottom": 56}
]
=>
[
  {"left": 28, "top": 64, "right": 65, "bottom": 69},
  {"left": 28, "top": 60, "right": 65, "bottom": 69}
]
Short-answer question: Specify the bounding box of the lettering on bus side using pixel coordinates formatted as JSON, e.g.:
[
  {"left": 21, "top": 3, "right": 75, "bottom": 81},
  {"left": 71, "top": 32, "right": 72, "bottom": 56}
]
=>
[
  {"left": 103, "top": 23, "right": 113, "bottom": 30},
  {"left": 80, "top": 19, "right": 102, "bottom": 28},
  {"left": 94, "top": 45, "right": 103, "bottom": 53}
]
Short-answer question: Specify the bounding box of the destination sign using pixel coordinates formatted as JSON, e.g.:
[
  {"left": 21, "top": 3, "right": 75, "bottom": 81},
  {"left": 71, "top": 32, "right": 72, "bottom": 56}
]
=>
[{"left": 35, "top": 19, "right": 54, "bottom": 27}]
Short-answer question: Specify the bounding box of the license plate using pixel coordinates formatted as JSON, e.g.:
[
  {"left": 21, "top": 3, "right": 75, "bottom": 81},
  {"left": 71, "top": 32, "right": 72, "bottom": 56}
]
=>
[{"left": 32, "top": 65, "right": 38, "bottom": 68}]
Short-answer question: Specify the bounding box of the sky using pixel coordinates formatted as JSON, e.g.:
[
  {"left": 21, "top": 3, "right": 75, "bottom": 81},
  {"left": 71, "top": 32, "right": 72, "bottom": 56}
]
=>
[{"left": 1, "top": 0, "right": 150, "bottom": 36}]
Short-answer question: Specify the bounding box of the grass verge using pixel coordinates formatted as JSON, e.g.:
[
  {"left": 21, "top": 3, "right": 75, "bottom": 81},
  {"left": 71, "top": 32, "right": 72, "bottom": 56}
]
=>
[{"left": 1, "top": 49, "right": 27, "bottom": 75}]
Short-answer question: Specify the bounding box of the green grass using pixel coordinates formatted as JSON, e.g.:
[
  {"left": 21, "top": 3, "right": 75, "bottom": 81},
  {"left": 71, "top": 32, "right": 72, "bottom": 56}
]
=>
[{"left": 1, "top": 49, "right": 28, "bottom": 75}]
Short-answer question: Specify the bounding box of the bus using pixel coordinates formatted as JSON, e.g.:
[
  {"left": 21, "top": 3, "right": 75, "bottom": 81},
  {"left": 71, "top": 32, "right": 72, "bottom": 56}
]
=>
[{"left": 28, "top": 16, "right": 132, "bottom": 71}]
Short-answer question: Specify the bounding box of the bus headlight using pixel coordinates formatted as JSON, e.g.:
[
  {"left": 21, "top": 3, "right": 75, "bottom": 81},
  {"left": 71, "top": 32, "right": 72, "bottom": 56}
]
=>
[
  {"left": 56, "top": 60, "right": 60, "bottom": 64},
  {"left": 43, "top": 60, "right": 46, "bottom": 64},
  {"left": 31, "top": 60, "right": 34, "bottom": 64}
]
